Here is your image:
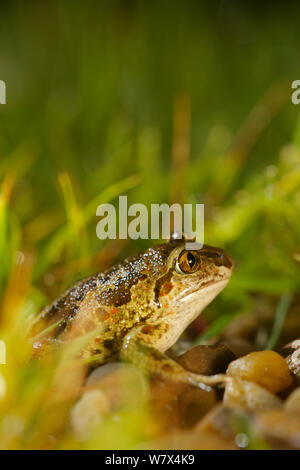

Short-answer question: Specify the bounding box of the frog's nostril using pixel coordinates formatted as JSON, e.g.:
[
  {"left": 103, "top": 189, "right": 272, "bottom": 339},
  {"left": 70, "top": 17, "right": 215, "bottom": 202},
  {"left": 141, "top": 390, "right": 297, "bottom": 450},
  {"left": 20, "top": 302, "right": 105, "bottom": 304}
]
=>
[
  {"left": 220, "top": 252, "right": 233, "bottom": 269},
  {"left": 201, "top": 247, "right": 233, "bottom": 269}
]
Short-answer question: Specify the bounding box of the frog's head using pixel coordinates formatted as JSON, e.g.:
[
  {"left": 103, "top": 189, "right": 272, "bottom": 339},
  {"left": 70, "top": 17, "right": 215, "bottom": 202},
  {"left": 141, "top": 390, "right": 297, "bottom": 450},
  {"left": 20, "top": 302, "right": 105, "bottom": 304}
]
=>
[
  {"left": 98, "top": 239, "right": 232, "bottom": 345},
  {"left": 137, "top": 240, "right": 233, "bottom": 349},
  {"left": 151, "top": 241, "right": 233, "bottom": 312}
]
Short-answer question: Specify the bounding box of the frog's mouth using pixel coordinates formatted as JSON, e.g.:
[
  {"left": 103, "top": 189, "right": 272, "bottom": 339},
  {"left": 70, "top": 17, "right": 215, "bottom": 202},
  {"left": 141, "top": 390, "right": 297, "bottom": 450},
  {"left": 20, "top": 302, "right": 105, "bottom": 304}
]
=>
[{"left": 177, "top": 277, "right": 230, "bottom": 305}]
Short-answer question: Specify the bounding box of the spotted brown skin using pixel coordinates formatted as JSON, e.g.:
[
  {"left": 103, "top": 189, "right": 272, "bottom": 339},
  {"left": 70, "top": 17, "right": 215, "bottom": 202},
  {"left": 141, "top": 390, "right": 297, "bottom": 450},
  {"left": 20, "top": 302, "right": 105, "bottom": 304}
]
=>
[{"left": 31, "top": 241, "right": 233, "bottom": 386}]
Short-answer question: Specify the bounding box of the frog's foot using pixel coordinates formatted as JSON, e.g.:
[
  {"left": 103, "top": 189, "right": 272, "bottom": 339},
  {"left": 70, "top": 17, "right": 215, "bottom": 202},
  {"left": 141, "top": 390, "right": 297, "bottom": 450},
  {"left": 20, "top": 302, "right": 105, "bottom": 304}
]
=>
[
  {"left": 187, "top": 372, "right": 229, "bottom": 389},
  {"left": 121, "top": 326, "right": 230, "bottom": 391},
  {"left": 158, "top": 368, "right": 229, "bottom": 391}
]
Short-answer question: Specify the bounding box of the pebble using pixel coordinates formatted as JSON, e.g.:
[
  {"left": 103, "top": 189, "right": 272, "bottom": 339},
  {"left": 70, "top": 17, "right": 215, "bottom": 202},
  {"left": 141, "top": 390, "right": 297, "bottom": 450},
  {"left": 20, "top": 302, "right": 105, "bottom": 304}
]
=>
[
  {"left": 138, "top": 405, "right": 238, "bottom": 450},
  {"left": 284, "top": 387, "right": 300, "bottom": 414},
  {"left": 177, "top": 344, "right": 236, "bottom": 375},
  {"left": 196, "top": 403, "right": 241, "bottom": 440},
  {"left": 70, "top": 362, "right": 148, "bottom": 440},
  {"left": 177, "top": 387, "right": 218, "bottom": 427},
  {"left": 254, "top": 409, "right": 300, "bottom": 449},
  {"left": 223, "top": 378, "right": 282, "bottom": 413},
  {"left": 70, "top": 389, "right": 109, "bottom": 441},
  {"left": 226, "top": 351, "right": 293, "bottom": 393},
  {"left": 280, "top": 339, "right": 300, "bottom": 380},
  {"left": 86, "top": 362, "right": 148, "bottom": 409}
]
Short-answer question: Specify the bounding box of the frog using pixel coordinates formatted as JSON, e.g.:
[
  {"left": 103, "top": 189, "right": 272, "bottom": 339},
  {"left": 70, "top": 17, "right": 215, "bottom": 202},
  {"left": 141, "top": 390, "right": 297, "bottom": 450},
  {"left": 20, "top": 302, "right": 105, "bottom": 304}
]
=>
[{"left": 30, "top": 237, "right": 233, "bottom": 388}]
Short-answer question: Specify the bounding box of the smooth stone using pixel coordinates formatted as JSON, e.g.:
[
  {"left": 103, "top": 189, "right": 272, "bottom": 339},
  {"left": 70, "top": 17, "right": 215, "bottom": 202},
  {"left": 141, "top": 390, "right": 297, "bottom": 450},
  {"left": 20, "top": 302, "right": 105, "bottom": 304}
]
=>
[{"left": 177, "top": 344, "right": 236, "bottom": 375}]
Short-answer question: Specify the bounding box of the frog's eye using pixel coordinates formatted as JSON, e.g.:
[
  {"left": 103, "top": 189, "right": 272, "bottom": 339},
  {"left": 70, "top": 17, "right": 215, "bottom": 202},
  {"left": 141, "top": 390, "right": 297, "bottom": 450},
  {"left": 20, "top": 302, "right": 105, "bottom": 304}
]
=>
[{"left": 176, "top": 250, "right": 199, "bottom": 274}]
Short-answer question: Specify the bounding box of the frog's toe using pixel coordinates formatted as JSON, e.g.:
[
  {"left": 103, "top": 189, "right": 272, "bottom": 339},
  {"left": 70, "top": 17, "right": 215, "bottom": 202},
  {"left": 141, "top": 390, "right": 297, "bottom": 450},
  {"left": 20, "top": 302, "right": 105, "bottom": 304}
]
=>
[{"left": 188, "top": 372, "right": 228, "bottom": 390}]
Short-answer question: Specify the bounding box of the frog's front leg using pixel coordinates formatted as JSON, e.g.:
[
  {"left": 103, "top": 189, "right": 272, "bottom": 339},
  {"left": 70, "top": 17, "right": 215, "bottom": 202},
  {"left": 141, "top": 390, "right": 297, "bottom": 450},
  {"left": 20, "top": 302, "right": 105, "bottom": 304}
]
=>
[{"left": 120, "top": 325, "right": 228, "bottom": 390}]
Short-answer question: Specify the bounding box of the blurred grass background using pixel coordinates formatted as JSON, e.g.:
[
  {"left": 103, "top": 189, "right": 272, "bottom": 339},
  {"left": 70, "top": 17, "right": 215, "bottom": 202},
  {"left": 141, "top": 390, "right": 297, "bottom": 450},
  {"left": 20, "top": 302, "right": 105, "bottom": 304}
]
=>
[{"left": 0, "top": 0, "right": 299, "bottom": 449}]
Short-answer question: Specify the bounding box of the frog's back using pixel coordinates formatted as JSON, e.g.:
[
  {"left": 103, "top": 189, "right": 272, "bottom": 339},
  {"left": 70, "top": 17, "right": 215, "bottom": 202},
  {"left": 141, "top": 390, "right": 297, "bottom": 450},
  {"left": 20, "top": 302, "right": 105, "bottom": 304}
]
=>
[{"left": 30, "top": 243, "right": 176, "bottom": 360}]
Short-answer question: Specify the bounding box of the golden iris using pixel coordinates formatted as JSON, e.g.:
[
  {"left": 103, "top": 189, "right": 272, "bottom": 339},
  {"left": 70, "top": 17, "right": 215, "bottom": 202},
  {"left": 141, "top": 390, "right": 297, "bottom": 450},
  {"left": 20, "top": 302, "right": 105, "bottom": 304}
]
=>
[{"left": 177, "top": 250, "right": 199, "bottom": 274}]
